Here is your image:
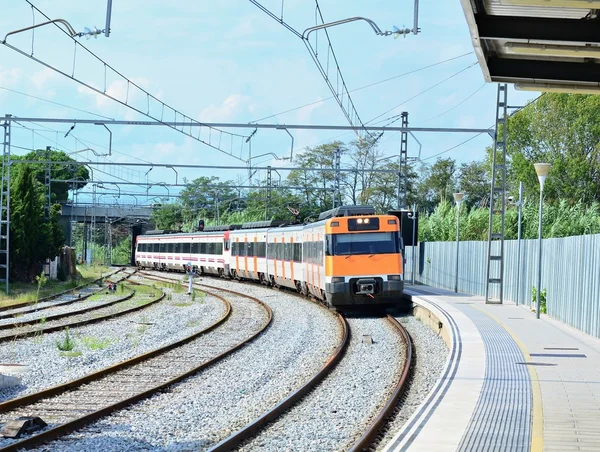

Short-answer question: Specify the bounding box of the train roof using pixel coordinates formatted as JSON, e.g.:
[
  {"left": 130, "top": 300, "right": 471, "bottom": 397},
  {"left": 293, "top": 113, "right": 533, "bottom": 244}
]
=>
[{"left": 318, "top": 205, "right": 376, "bottom": 221}]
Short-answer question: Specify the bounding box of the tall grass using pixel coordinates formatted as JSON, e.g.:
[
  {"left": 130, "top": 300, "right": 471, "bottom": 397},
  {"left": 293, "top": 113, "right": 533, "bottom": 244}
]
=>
[{"left": 420, "top": 200, "right": 600, "bottom": 242}]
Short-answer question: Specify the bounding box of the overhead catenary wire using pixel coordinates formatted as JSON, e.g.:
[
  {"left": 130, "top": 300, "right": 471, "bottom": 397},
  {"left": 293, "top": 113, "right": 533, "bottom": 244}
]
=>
[
  {"left": 249, "top": 52, "right": 474, "bottom": 124},
  {"left": 248, "top": 0, "right": 373, "bottom": 139},
  {"left": 423, "top": 82, "right": 487, "bottom": 123},
  {"left": 0, "top": 85, "right": 115, "bottom": 120},
  {"left": 420, "top": 91, "right": 546, "bottom": 162},
  {"left": 5, "top": 0, "right": 252, "bottom": 163}
]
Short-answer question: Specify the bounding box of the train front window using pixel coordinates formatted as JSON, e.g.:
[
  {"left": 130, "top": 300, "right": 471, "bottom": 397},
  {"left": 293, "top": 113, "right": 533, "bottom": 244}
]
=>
[{"left": 327, "top": 232, "right": 399, "bottom": 255}]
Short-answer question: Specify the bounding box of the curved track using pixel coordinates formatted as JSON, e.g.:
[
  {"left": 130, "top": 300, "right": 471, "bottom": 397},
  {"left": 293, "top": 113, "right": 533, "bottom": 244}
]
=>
[
  {"left": 0, "top": 267, "right": 126, "bottom": 314},
  {"left": 206, "top": 314, "right": 410, "bottom": 451},
  {"left": 0, "top": 281, "right": 163, "bottom": 343},
  {"left": 0, "top": 268, "right": 135, "bottom": 323},
  {"left": 348, "top": 315, "right": 413, "bottom": 451},
  {"left": 0, "top": 276, "right": 272, "bottom": 451}
]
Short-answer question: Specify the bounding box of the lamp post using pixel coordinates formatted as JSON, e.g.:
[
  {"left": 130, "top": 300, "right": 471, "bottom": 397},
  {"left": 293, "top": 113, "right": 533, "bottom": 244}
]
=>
[
  {"left": 534, "top": 163, "right": 551, "bottom": 319},
  {"left": 453, "top": 192, "right": 464, "bottom": 293}
]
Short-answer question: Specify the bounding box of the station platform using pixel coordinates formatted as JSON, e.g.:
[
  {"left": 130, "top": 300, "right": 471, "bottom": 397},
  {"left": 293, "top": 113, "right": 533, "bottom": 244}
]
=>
[{"left": 383, "top": 285, "right": 600, "bottom": 452}]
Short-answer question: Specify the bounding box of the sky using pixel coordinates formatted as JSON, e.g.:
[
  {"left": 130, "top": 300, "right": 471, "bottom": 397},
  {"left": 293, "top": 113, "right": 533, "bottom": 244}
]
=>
[{"left": 0, "top": 0, "right": 539, "bottom": 206}]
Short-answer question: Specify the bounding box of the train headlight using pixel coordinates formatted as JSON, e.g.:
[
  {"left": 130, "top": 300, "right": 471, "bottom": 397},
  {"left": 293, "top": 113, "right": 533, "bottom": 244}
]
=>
[
  {"left": 331, "top": 277, "right": 345, "bottom": 283},
  {"left": 388, "top": 275, "right": 402, "bottom": 281},
  {"left": 364, "top": 218, "right": 370, "bottom": 223},
  {"left": 357, "top": 218, "right": 363, "bottom": 224}
]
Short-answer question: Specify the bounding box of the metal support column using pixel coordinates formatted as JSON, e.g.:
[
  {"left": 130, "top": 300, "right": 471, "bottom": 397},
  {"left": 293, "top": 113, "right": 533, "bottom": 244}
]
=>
[
  {"left": 104, "top": 215, "right": 111, "bottom": 265},
  {"left": 43, "top": 146, "right": 51, "bottom": 220},
  {"left": 398, "top": 112, "right": 409, "bottom": 210},
  {"left": 0, "top": 115, "right": 11, "bottom": 294},
  {"left": 485, "top": 84, "right": 508, "bottom": 304},
  {"left": 266, "top": 166, "right": 272, "bottom": 221},
  {"left": 333, "top": 148, "right": 341, "bottom": 208}
]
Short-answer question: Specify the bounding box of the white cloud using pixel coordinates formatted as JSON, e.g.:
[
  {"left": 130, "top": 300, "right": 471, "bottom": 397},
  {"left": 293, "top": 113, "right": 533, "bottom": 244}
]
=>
[
  {"left": 0, "top": 66, "right": 22, "bottom": 87},
  {"left": 457, "top": 115, "right": 476, "bottom": 128},
  {"left": 28, "top": 67, "right": 56, "bottom": 90},
  {"left": 77, "top": 77, "right": 151, "bottom": 109},
  {"left": 199, "top": 94, "right": 252, "bottom": 122},
  {"left": 438, "top": 93, "right": 457, "bottom": 105}
]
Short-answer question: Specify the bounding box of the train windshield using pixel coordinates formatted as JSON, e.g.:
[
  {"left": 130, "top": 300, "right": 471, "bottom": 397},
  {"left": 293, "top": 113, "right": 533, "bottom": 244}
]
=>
[{"left": 326, "top": 232, "right": 400, "bottom": 256}]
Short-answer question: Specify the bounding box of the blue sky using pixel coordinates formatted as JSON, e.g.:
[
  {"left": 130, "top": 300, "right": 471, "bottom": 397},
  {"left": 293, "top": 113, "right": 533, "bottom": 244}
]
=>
[{"left": 0, "top": 0, "right": 538, "bottom": 205}]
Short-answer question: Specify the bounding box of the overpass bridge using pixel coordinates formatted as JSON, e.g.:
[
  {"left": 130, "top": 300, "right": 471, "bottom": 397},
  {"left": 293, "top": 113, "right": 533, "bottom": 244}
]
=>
[{"left": 61, "top": 204, "right": 153, "bottom": 223}]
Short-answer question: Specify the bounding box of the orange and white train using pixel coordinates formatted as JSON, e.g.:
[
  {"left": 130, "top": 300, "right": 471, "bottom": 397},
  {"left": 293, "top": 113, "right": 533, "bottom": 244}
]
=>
[{"left": 135, "top": 205, "right": 405, "bottom": 310}]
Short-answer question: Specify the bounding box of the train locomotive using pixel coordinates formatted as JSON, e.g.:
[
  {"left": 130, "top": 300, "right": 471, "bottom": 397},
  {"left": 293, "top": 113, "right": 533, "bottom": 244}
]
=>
[{"left": 135, "top": 205, "right": 405, "bottom": 311}]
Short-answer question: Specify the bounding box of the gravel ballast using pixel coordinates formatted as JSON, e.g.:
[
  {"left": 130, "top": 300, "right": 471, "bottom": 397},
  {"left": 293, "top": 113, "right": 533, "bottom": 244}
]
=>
[
  {"left": 375, "top": 315, "right": 449, "bottom": 450},
  {"left": 236, "top": 316, "right": 406, "bottom": 452},
  {"left": 0, "top": 282, "right": 226, "bottom": 403},
  {"left": 30, "top": 277, "right": 342, "bottom": 451}
]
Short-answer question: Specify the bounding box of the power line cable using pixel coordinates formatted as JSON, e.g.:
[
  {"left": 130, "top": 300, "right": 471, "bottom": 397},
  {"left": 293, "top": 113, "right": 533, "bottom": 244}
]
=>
[
  {"left": 420, "top": 91, "right": 546, "bottom": 162},
  {"left": 423, "top": 82, "right": 487, "bottom": 123},
  {"left": 250, "top": 52, "right": 474, "bottom": 123},
  {"left": 7, "top": 1, "right": 252, "bottom": 163},
  {"left": 0, "top": 85, "right": 114, "bottom": 119},
  {"left": 368, "top": 62, "right": 479, "bottom": 126}
]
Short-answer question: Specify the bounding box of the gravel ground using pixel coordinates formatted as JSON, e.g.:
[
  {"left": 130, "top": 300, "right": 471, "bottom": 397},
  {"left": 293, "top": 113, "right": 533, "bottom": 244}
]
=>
[
  {"left": 0, "top": 269, "right": 130, "bottom": 321},
  {"left": 374, "top": 315, "right": 449, "bottom": 450},
  {"left": 235, "top": 317, "right": 405, "bottom": 452},
  {"left": 0, "top": 290, "right": 128, "bottom": 326},
  {"left": 0, "top": 282, "right": 225, "bottom": 402},
  {"left": 30, "top": 277, "right": 342, "bottom": 451}
]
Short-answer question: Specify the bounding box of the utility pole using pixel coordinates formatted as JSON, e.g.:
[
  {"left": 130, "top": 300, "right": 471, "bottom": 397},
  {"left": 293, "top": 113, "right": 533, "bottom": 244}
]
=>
[{"left": 333, "top": 148, "right": 341, "bottom": 208}]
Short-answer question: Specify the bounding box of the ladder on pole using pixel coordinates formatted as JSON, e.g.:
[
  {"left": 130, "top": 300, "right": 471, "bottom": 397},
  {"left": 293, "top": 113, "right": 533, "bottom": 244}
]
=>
[
  {"left": 398, "top": 112, "right": 409, "bottom": 210},
  {"left": 0, "top": 115, "right": 11, "bottom": 294},
  {"left": 485, "top": 84, "right": 508, "bottom": 304}
]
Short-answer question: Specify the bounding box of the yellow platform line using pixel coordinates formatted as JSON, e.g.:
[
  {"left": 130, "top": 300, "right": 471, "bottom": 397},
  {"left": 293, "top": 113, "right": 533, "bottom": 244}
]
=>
[{"left": 472, "top": 304, "right": 543, "bottom": 452}]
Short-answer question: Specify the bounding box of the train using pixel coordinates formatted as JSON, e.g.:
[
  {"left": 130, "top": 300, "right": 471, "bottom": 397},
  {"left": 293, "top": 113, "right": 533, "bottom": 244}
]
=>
[{"left": 134, "top": 205, "right": 406, "bottom": 311}]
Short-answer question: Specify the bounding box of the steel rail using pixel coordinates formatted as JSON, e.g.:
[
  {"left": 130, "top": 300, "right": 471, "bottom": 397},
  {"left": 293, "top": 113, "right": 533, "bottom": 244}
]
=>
[
  {"left": 0, "top": 267, "right": 125, "bottom": 313},
  {"left": 208, "top": 309, "right": 348, "bottom": 451},
  {"left": 0, "top": 269, "right": 134, "bottom": 322},
  {"left": 0, "top": 281, "right": 162, "bottom": 343},
  {"left": 0, "top": 285, "right": 134, "bottom": 332},
  {"left": 348, "top": 315, "right": 413, "bottom": 451},
  {"left": 0, "top": 277, "right": 271, "bottom": 451}
]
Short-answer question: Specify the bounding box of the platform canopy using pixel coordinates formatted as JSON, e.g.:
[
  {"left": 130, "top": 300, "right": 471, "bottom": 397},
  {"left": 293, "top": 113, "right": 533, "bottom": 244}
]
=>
[{"left": 460, "top": 0, "right": 600, "bottom": 94}]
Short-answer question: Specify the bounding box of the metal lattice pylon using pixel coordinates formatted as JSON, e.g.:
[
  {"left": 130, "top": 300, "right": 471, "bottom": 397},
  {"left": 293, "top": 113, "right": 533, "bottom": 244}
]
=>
[
  {"left": 0, "top": 115, "right": 11, "bottom": 294},
  {"left": 485, "top": 84, "right": 508, "bottom": 304},
  {"left": 398, "top": 112, "right": 409, "bottom": 210},
  {"left": 333, "top": 148, "right": 341, "bottom": 208}
]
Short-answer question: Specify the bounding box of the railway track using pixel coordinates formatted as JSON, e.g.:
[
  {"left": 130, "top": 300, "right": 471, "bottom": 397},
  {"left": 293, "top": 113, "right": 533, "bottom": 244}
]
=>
[
  {"left": 0, "top": 267, "right": 126, "bottom": 314},
  {"left": 211, "top": 315, "right": 411, "bottom": 451},
  {"left": 0, "top": 275, "right": 272, "bottom": 451},
  {"left": 0, "top": 281, "right": 163, "bottom": 343},
  {"left": 0, "top": 270, "right": 137, "bottom": 330}
]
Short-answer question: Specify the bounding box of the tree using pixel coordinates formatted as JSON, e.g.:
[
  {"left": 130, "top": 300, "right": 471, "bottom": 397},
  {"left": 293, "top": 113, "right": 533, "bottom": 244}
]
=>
[
  {"left": 457, "top": 160, "right": 490, "bottom": 208},
  {"left": 151, "top": 203, "right": 184, "bottom": 230},
  {"left": 503, "top": 93, "right": 600, "bottom": 205},
  {"left": 12, "top": 149, "right": 89, "bottom": 203},
  {"left": 423, "top": 158, "right": 456, "bottom": 204},
  {"left": 10, "top": 164, "right": 63, "bottom": 281},
  {"left": 287, "top": 141, "right": 345, "bottom": 211}
]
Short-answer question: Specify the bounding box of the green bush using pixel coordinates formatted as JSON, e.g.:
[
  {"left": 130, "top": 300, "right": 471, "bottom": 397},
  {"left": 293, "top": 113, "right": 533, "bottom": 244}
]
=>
[
  {"left": 531, "top": 286, "right": 547, "bottom": 314},
  {"left": 419, "top": 199, "right": 600, "bottom": 242}
]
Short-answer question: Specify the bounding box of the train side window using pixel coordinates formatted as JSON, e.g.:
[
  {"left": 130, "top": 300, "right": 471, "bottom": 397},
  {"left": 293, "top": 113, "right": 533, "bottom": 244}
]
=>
[
  {"left": 159, "top": 243, "right": 165, "bottom": 253},
  {"left": 293, "top": 243, "right": 301, "bottom": 262},
  {"left": 259, "top": 242, "right": 266, "bottom": 258},
  {"left": 216, "top": 243, "right": 223, "bottom": 254},
  {"left": 248, "top": 242, "right": 254, "bottom": 257}
]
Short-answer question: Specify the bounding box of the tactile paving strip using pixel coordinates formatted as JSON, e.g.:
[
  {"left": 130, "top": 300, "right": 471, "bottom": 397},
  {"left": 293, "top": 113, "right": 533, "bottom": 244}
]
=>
[{"left": 455, "top": 305, "right": 532, "bottom": 452}]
